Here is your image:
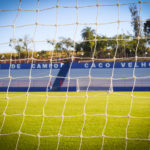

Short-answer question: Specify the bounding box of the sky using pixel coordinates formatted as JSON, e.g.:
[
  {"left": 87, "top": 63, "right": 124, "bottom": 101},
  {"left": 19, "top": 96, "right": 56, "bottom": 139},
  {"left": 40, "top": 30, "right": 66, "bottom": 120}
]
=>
[{"left": 0, "top": 0, "right": 150, "bottom": 53}]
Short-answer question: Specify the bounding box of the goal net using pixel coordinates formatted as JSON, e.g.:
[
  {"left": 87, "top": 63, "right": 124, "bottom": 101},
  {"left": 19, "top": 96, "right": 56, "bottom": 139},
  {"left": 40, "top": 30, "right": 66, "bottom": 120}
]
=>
[{"left": 0, "top": 0, "right": 150, "bottom": 150}]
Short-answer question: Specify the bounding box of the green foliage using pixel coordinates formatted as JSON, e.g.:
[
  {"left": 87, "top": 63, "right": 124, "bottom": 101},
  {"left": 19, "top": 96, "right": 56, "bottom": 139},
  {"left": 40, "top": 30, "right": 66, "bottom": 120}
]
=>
[
  {"left": 60, "top": 37, "right": 74, "bottom": 57},
  {"left": 144, "top": 19, "right": 150, "bottom": 44},
  {"left": 75, "top": 27, "right": 148, "bottom": 58},
  {"left": 80, "top": 27, "right": 96, "bottom": 57},
  {"left": 81, "top": 27, "right": 95, "bottom": 40},
  {"left": 38, "top": 50, "right": 50, "bottom": 59},
  {"left": 15, "top": 45, "right": 24, "bottom": 54},
  {"left": 129, "top": 4, "right": 141, "bottom": 37},
  {"left": 55, "top": 42, "right": 63, "bottom": 51},
  {"left": 9, "top": 35, "right": 31, "bottom": 57},
  {"left": 8, "top": 20, "right": 150, "bottom": 59},
  {"left": 144, "top": 19, "right": 150, "bottom": 36}
]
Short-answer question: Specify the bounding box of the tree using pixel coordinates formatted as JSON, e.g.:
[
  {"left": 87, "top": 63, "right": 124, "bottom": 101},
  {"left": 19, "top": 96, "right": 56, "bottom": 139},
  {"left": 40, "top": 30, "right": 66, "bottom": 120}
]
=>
[
  {"left": 75, "top": 43, "right": 82, "bottom": 52},
  {"left": 9, "top": 35, "right": 31, "bottom": 58},
  {"left": 80, "top": 27, "right": 96, "bottom": 57},
  {"left": 96, "top": 35, "right": 108, "bottom": 58},
  {"left": 59, "top": 37, "right": 74, "bottom": 57},
  {"left": 38, "top": 50, "right": 50, "bottom": 59},
  {"left": 81, "top": 27, "right": 95, "bottom": 40},
  {"left": 48, "top": 38, "right": 73, "bottom": 52},
  {"left": 129, "top": 5, "right": 148, "bottom": 57},
  {"left": 107, "top": 34, "right": 145, "bottom": 58},
  {"left": 129, "top": 4, "right": 141, "bottom": 37},
  {"left": 14, "top": 45, "right": 22, "bottom": 54},
  {"left": 115, "top": 34, "right": 131, "bottom": 58},
  {"left": 22, "top": 35, "right": 31, "bottom": 57},
  {"left": 144, "top": 19, "right": 150, "bottom": 36},
  {"left": 55, "top": 42, "right": 63, "bottom": 51},
  {"left": 124, "top": 37, "right": 146, "bottom": 57},
  {"left": 60, "top": 37, "right": 73, "bottom": 50},
  {"left": 144, "top": 19, "right": 150, "bottom": 44},
  {"left": 15, "top": 36, "right": 31, "bottom": 56},
  {"left": 54, "top": 42, "right": 63, "bottom": 59},
  {"left": 9, "top": 38, "right": 24, "bottom": 58}
]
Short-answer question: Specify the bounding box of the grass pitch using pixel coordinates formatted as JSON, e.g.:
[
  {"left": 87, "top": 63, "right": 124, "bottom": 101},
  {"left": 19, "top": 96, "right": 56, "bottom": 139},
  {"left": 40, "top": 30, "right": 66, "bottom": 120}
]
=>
[{"left": 0, "top": 92, "right": 150, "bottom": 150}]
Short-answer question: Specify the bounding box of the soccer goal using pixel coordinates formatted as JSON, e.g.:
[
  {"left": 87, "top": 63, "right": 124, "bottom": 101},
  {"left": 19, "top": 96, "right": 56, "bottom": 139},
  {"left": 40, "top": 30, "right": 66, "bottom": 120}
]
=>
[{"left": 0, "top": 0, "right": 150, "bottom": 150}]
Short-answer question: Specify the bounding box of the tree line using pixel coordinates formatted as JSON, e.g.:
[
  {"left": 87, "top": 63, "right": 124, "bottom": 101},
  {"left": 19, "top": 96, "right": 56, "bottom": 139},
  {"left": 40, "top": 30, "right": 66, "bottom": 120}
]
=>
[{"left": 1, "top": 4, "right": 150, "bottom": 61}]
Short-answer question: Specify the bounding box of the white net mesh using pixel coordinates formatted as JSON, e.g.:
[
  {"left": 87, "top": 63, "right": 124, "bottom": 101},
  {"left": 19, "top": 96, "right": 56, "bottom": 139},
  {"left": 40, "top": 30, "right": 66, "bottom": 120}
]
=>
[{"left": 0, "top": 0, "right": 150, "bottom": 150}]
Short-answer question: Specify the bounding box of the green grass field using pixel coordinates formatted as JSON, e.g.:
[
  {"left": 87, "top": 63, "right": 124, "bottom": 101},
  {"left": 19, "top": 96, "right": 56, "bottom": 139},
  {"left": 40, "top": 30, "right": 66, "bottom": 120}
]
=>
[{"left": 0, "top": 92, "right": 150, "bottom": 150}]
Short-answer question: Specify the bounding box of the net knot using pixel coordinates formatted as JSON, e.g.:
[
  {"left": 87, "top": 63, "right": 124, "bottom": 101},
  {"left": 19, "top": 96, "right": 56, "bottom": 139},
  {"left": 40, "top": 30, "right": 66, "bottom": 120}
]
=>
[
  {"left": 8, "top": 76, "right": 12, "bottom": 79},
  {"left": 5, "top": 96, "right": 9, "bottom": 100},
  {"left": 102, "top": 134, "right": 105, "bottom": 137},
  {"left": 18, "top": 8, "right": 22, "bottom": 11},
  {"left": 66, "top": 94, "right": 68, "bottom": 98},
  {"left": 50, "top": 58, "right": 53, "bottom": 63},
  {"left": 54, "top": 24, "right": 58, "bottom": 27},
  {"left": 137, "top": 36, "right": 141, "bottom": 40},
  {"left": 108, "top": 88, "right": 113, "bottom": 94},
  {"left": 12, "top": 24, "right": 15, "bottom": 29},
  {"left": 76, "top": 22, "right": 79, "bottom": 25},
  {"left": 110, "top": 77, "right": 113, "bottom": 80},
  {"left": 37, "top": 134, "right": 40, "bottom": 138},
  {"left": 133, "top": 75, "right": 136, "bottom": 79},
  {"left": 116, "top": 3, "right": 120, "bottom": 7},
  {"left": 49, "top": 74, "right": 52, "bottom": 78},
  {"left": 3, "top": 112, "right": 6, "bottom": 116},
  {"left": 52, "top": 39, "right": 56, "bottom": 43},
  {"left": 86, "top": 94, "right": 88, "bottom": 98},
  {"left": 117, "top": 20, "right": 120, "bottom": 24},
  {"left": 96, "top": 22, "right": 99, "bottom": 26},
  {"left": 31, "top": 40, "right": 35, "bottom": 43},
  {"left": 94, "top": 38, "right": 97, "bottom": 42},
  {"left": 35, "top": 22, "right": 39, "bottom": 26},
  {"left": 46, "top": 94, "right": 49, "bottom": 99},
  {"left": 113, "top": 57, "right": 116, "bottom": 61},
  {"left": 83, "top": 113, "right": 86, "bottom": 116},
  {"left": 135, "top": 56, "right": 138, "bottom": 61},
  {"left": 88, "top": 75, "right": 91, "bottom": 79},
  {"left": 29, "top": 76, "right": 32, "bottom": 80},
  {"left": 71, "top": 56, "right": 74, "bottom": 61},
  {"left": 58, "top": 133, "right": 61, "bottom": 137},
  {"left": 18, "top": 131, "right": 22, "bottom": 135}
]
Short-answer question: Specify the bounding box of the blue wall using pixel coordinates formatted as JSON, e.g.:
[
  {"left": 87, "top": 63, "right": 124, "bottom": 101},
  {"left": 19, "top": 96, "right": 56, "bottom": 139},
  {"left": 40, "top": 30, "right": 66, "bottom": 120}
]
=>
[{"left": 0, "top": 62, "right": 150, "bottom": 92}]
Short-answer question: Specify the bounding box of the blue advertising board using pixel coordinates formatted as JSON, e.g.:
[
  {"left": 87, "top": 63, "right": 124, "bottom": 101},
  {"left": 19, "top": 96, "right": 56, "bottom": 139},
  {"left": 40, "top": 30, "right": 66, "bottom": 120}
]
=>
[
  {"left": 0, "top": 62, "right": 150, "bottom": 92},
  {"left": 0, "top": 61, "right": 150, "bottom": 69}
]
